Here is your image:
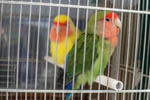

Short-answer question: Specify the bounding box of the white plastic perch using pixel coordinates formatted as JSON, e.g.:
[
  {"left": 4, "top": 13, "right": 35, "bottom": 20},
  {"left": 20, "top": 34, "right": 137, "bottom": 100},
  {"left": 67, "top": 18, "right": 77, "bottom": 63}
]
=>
[
  {"left": 44, "top": 56, "right": 64, "bottom": 68},
  {"left": 44, "top": 56, "right": 123, "bottom": 90},
  {"left": 95, "top": 75, "right": 123, "bottom": 90}
]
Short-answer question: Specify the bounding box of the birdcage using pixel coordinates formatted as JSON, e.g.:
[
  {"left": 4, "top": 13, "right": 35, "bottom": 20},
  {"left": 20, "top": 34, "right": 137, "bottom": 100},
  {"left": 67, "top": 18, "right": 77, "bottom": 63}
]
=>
[{"left": 0, "top": 0, "right": 149, "bottom": 100}]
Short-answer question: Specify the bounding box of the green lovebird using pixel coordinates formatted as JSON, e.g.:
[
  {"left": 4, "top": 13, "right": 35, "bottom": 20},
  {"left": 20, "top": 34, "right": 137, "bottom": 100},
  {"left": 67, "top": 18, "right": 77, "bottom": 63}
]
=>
[{"left": 65, "top": 11, "right": 121, "bottom": 100}]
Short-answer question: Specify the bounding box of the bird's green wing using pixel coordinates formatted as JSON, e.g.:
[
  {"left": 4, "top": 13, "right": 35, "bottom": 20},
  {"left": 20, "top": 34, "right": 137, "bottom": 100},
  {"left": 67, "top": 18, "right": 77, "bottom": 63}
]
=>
[{"left": 65, "top": 33, "right": 99, "bottom": 84}]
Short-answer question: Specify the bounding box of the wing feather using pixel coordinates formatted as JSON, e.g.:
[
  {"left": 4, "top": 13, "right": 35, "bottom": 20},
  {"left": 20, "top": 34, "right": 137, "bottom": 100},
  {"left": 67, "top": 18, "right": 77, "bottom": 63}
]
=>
[{"left": 65, "top": 33, "right": 99, "bottom": 84}]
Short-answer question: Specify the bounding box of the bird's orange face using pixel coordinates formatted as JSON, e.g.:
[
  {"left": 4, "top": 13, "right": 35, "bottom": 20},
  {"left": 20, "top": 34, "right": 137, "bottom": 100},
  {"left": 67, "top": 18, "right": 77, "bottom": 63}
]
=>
[
  {"left": 97, "top": 12, "right": 121, "bottom": 47},
  {"left": 50, "top": 15, "right": 74, "bottom": 43}
]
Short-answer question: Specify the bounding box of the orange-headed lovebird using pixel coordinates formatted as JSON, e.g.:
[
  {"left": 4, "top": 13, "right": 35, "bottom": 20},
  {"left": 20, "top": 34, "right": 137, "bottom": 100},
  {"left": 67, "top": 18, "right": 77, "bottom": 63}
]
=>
[
  {"left": 65, "top": 11, "right": 121, "bottom": 99},
  {"left": 50, "top": 15, "right": 81, "bottom": 67}
]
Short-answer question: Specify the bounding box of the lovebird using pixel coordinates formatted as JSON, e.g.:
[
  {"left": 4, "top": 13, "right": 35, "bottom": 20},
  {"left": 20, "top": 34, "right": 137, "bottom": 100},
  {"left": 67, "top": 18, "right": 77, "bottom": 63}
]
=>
[
  {"left": 50, "top": 15, "right": 81, "bottom": 67},
  {"left": 65, "top": 11, "right": 121, "bottom": 100}
]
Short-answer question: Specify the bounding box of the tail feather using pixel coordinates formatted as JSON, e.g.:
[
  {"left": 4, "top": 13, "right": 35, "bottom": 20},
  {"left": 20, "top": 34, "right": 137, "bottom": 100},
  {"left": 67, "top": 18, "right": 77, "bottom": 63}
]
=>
[
  {"left": 65, "top": 81, "right": 73, "bottom": 100},
  {"left": 65, "top": 52, "right": 72, "bottom": 100},
  {"left": 66, "top": 93, "right": 72, "bottom": 100},
  {"left": 65, "top": 52, "right": 76, "bottom": 100},
  {"left": 66, "top": 81, "right": 72, "bottom": 90}
]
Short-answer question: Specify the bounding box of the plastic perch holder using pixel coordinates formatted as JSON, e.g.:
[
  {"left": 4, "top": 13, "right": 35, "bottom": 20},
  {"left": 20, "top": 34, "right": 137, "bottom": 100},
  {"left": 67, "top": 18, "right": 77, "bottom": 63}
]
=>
[
  {"left": 44, "top": 56, "right": 124, "bottom": 90},
  {"left": 95, "top": 75, "right": 123, "bottom": 90}
]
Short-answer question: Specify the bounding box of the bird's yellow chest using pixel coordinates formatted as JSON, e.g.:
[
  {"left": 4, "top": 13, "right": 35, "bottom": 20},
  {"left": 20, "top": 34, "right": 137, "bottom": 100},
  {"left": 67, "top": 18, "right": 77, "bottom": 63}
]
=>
[{"left": 50, "top": 38, "right": 74, "bottom": 64}]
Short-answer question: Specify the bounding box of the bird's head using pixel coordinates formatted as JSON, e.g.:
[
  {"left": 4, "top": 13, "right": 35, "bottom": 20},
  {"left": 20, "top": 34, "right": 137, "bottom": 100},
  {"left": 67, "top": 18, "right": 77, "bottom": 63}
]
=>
[
  {"left": 97, "top": 12, "right": 121, "bottom": 47},
  {"left": 50, "top": 15, "right": 74, "bottom": 42}
]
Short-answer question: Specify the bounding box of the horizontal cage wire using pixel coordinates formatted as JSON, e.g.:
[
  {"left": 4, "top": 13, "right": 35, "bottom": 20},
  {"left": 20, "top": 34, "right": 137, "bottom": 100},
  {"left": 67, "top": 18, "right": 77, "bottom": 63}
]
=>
[{"left": 0, "top": 0, "right": 149, "bottom": 100}]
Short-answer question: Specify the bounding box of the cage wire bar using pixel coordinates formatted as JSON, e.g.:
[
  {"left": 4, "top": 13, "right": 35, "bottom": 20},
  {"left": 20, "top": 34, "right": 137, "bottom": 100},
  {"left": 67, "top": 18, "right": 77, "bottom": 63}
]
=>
[
  {"left": 124, "top": 0, "right": 135, "bottom": 100},
  {"left": 25, "top": 0, "right": 33, "bottom": 100},
  {"left": 44, "top": 0, "right": 52, "bottom": 99},
  {"left": 62, "top": 0, "right": 70, "bottom": 99},
  {"left": 146, "top": 29, "right": 150, "bottom": 100},
  {"left": 111, "top": 0, "right": 124, "bottom": 100},
  {"left": 138, "top": 0, "right": 149, "bottom": 99},
  {"left": 0, "top": 1, "right": 149, "bottom": 14},
  {"left": 0, "top": 0, "right": 150, "bottom": 100},
  {"left": 105, "top": 0, "right": 117, "bottom": 100},
  {"left": 89, "top": 0, "right": 98, "bottom": 100}
]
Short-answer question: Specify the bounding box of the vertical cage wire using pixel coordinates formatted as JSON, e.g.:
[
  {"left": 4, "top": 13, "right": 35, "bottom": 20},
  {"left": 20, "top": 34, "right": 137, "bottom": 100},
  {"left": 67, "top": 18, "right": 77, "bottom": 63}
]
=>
[
  {"left": 80, "top": 0, "right": 89, "bottom": 100},
  {"left": 44, "top": 0, "right": 52, "bottom": 100},
  {"left": 111, "top": 0, "right": 124, "bottom": 100},
  {"left": 122, "top": 0, "right": 133, "bottom": 99},
  {"left": 130, "top": 0, "right": 141, "bottom": 100},
  {"left": 97, "top": 0, "right": 107, "bottom": 99},
  {"left": 34, "top": 0, "right": 42, "bottom": 99},
  {"left": 106, "top": 0, "right": 117, "bottom": 100},
  {"left": 138, "top": 0, "right": 148, "bottom": 99},
  {"left": 25, "top": 0, "right": 33, "bottom": 100}
]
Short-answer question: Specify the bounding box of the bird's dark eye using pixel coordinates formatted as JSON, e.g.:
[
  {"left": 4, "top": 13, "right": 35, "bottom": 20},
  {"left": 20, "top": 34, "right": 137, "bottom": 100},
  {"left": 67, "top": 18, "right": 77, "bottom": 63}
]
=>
[{"left": 106, "top": 18, "right": 110, "bottom": 22}]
